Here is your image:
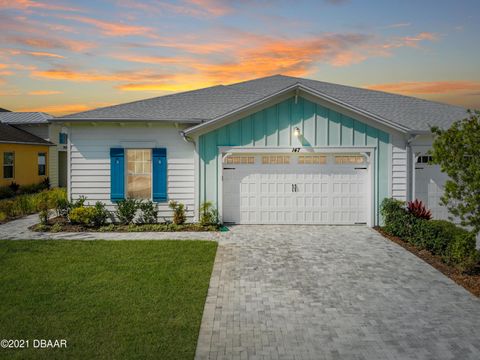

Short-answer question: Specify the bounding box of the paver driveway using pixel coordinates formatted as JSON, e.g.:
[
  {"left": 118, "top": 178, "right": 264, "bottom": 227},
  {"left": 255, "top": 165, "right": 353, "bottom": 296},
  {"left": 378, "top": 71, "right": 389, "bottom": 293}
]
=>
[{"left": 196, "top": 225, "right": 480, "bottom": 360}]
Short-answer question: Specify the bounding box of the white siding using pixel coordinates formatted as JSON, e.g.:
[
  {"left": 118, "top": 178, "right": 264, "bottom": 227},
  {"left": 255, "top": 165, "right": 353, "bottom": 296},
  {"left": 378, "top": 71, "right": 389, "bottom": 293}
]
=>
[
  {"left": 391, "top": 135, "right": 408, "bottom": 201},
  {"left": 69, "top": 124, "right": 196, "bottom": 221}
]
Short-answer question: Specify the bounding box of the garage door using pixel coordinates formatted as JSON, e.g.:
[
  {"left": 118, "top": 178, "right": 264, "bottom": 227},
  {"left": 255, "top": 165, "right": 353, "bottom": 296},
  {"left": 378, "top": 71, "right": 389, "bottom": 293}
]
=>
[
  {"left": 222, "top": 154, "right": 369, "bottom": 224},
  {"left": 415, "top": 155, "right": 449, "bottom": 220}
]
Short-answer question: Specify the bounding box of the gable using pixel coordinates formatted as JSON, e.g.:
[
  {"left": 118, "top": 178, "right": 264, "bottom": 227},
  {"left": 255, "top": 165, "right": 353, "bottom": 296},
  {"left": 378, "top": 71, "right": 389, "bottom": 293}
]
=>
[{"left": 200, "top": 96, "right": 389, "bottom": 156}]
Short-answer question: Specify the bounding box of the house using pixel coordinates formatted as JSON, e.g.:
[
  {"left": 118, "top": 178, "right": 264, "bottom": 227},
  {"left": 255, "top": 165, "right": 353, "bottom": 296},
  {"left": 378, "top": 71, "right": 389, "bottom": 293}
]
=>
[
  {"left": 0, "top": 112, "right": 68, "bottom": 188},
  {"left": 0, "top": 122, "right": 54, "bottom": 187},
  {"left": 54, "top": 75, "right": 467, "bottom": 226}
]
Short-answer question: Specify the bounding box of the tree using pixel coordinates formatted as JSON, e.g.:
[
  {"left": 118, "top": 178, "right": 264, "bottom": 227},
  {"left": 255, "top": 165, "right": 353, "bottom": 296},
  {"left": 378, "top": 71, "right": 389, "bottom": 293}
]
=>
[{"left": 430, "top": 110, "right": 480, "bottom": 233}]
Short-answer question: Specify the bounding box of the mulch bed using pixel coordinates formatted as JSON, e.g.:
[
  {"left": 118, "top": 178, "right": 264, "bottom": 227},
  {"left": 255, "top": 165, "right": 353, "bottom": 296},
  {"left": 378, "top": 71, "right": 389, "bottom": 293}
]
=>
[
  {"left": 374, "top": 227, "right": 480, "bottom": 298},
  {"left": 29, "top": 216, "right": 220, "bottom": 232}
]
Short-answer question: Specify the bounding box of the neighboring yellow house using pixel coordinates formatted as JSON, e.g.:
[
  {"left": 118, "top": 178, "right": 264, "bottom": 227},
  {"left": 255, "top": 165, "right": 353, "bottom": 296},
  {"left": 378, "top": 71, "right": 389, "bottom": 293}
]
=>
[{"left": 0, "top": 123, "right": 54, "bottom": 187}]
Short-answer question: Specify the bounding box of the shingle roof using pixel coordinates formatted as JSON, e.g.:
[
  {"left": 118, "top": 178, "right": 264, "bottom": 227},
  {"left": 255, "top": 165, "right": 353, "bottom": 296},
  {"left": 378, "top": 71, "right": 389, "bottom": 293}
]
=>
[
  {"left": 0, "top": 112, "right": 52, "bottom": 124},
  {"left": 0, "top": 123, "right": 53, "bottom": 145},
  {"left": 58, "top": 75, "right": 468, "bottom": 132}
]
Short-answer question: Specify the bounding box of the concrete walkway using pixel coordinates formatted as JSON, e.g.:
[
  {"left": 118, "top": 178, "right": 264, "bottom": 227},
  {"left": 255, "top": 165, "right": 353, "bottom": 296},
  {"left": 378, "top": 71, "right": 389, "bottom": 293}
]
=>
[{"left": 1, "top": 216, "right": 480, "bottom": 359}]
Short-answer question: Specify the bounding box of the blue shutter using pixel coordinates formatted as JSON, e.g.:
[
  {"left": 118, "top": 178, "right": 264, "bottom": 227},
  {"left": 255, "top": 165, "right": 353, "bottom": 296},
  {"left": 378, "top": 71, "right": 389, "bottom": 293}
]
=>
[
  {"left": 110, "top": 148, "right": 124, "bottom": 201},
  {"left": 152, "top": 148, "right": 167, "bottom": 202}
]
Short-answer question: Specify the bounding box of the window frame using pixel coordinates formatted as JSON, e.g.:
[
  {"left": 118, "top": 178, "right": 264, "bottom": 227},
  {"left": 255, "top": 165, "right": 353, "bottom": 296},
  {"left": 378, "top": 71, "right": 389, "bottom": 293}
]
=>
[
  {"left": 125, "top": 148, "right": 153, "bottom": 200},
  {"left": 3, "top": 152, "right": 14, "bottom": 179},
  {"left": 38, "top": 152, "right": 47, "bottom": 176}
]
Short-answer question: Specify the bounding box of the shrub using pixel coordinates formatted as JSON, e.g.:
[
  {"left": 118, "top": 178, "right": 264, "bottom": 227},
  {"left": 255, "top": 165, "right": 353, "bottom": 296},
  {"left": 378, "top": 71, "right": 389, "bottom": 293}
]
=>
[
  {"left": 445, "top": 232, "right": 479, "bottom": 271},
  {"left": 69, "top": 206, "right": 96, "bottom": 226},
  {"left": 168, "top": 200, "right": 186, "bottom": 225},
  {"left": 115, "top": 199, "right": 139, "bottom": 225},
  {"left": 0, "top": 199, "right": 16, "bottom": 218},
  {"left": 38, "top": 210, "right": 49, "bottom": 225},
  {"left": 50, "top": 222, "right": 63, "bottom": 233},
  {"left": 37, "top": 192, "right": 50, "bottom": 225},
  {"left": 380, "top": 198, "right": 418, "bottom": 238},
  {"left": 54, "top": 197, "right": 70, "bottom": 218},
  {"left": 407, "top": 199, "right": 432, "bottom": 220},
  {"left": 15, "top": 195, "right": 34, "bottom": 215},
  {"left": 9, "top": 182, "right": 19, "bottom": 193},
  {"left": 41, "top": 177, "right": 50, "bottom": 190},
  {"left": 137, "top": 200, "right": 158, "bottom": 224},
  {"left": 381, "top": 197, "right": 479, "bottom": 272},
  {"left": 0, "top": 186, "right": 15, "bottom": 200},
  {"left": 200, "top": 201, "right": 218, "bottom": 227},
  {"left": 91, "top": 202, "right": 109, "bottom": 227}
]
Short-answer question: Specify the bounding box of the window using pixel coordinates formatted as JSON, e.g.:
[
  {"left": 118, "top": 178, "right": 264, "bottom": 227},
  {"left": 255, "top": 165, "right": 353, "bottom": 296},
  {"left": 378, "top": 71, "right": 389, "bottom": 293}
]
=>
[
  {"left": 126, "top": 149, "right": 152, "bottom": 199},
  {"left": 298, "top": 155, "right": 327, "bottom": 164},
  {"left": 224, "top": 156, "right": 255, "bottom": 164},
  {"left": 335, "top": 155, "right": 365, "bottom": 164},
  {"left": 38, "top": 152, "right": 46, "bottom": 176},
  {"left": 416, "top": 155, "right": 433, "bottom": 164},
  {"left": 3, "top": 152, "right": 14, "bottom": 179},
  {"left": 262, "top": 155, "right": 290, "bottom": 164},
  {"left": 59, "top": 133, "right": 68, "bottom": 144}
]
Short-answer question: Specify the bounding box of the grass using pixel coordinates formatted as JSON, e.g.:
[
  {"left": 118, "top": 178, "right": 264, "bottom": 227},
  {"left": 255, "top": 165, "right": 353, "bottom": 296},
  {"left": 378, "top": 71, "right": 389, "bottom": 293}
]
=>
[{"left": 0, "top": 240, "right": 217, "bottom": 359}]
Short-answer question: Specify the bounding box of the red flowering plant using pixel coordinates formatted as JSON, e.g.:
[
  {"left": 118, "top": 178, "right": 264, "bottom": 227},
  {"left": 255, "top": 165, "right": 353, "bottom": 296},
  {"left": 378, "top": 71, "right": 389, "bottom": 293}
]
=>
[{"left": 407, "top": 199, "right": 432, "bottom": 220}]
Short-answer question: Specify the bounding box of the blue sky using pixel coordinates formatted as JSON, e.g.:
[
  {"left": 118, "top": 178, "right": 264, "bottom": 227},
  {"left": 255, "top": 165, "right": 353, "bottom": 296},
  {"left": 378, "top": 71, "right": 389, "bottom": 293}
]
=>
[{"left": 0, "top": 0, "right": 479, "bottom": 115}]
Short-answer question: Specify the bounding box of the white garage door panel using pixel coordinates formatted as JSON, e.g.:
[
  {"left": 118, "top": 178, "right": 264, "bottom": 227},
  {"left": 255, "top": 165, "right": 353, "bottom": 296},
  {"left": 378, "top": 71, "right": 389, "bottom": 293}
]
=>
[
  {"left": 223, "top": 162, "right": 368, "bottom": 225},
  {"left": 415, "top": 164, "right": 449, "bottom": 220}
]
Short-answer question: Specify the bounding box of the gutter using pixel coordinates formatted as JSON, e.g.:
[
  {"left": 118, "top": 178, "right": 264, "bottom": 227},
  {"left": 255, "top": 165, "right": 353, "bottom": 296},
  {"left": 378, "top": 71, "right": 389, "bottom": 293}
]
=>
[
  {"left": 0, "top": 141, "right": 55, "bottom": 146},
  {"left": 51, "top": 118, "right": 202, "bottom": 124}
]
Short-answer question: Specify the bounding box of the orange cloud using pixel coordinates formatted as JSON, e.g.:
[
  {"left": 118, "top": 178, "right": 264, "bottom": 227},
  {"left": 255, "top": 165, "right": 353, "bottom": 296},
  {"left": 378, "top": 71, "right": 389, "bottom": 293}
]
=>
[
  {"left": 56, "top": 14, "right": 157, "bottom": 37},
  {"left": 6, "top": 34, "right": 94, "bottom": 52},
  {"left": 28, "top": 90, "right": 63, "bottom": 95},
  {"left": 117, "top": 81, "right": 215, "bottom": 92},
  {"left": 382, "top": 32, "right": 437, "bottom": 49},
  {"left": 31, "top": 67, "right": 173, "bottom": 83},
  {"left": 365, "top": 81, "right": 480, "bottom": 95},
  {"left": 184, "top": 0, "right": 232, "bottom": 16},
  {"left": 3, "top": 48, "right": 65, "bottom": 58},
  {"left": 0, "top": 0, "right": 81, "bottom": 12},
  {"left": 18, "top": 103, "right": 112, "bottom": 116}
]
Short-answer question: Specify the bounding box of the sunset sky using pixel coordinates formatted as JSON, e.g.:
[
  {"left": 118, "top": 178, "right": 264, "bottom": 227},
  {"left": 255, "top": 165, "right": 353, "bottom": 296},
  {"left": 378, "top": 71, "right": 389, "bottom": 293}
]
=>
[{"left": 0, "top": 0, "right": 479, "bottom": 116}]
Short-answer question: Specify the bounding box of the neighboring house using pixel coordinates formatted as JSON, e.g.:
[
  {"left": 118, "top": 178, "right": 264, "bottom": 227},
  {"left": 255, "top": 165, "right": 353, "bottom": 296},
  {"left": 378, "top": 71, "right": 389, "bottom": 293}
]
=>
[
  {"left": 0, "top": 122, "right": 54, "bottom": 187},
  {"left": 0, "top": 112, "right": 68, "bottom": 188},
  {"left": 54, "top": 75, "right": 467, "bottom": 226}
]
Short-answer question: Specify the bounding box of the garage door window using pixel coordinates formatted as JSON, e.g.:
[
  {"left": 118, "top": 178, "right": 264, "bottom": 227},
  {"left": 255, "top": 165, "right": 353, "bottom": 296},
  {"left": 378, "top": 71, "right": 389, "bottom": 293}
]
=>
[
  {"left": 298, "top": 155, "right": 326, "bottom": 164},
  {"left": 225, "top": 156, "right": 255, "bottom": 164},
  {"left": 417, "top": 155, "right": 433, "bottom": 164},
  {"left": 335, "top": 155, "right": 365, "bottom": 164},
  {"left": 262, "top": 155, "right": 290, "bottom": 164}
]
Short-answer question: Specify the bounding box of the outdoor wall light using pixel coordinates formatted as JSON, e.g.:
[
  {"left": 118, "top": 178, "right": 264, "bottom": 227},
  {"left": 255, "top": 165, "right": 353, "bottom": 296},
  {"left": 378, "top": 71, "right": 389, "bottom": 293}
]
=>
[{"left": 293, "top": 127, "right": 301, "bottom": 137}]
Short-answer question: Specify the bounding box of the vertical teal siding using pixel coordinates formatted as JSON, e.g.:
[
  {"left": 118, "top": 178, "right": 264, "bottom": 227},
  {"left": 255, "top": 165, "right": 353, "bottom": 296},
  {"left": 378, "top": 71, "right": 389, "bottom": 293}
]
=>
[{"left": 199, "top": 96, "right": 390, "bottom": 225}]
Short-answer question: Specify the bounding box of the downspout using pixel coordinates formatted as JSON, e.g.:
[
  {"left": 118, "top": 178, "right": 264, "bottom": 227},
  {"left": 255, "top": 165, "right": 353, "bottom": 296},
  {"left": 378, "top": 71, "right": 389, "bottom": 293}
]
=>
[
  {"left": 406, "top": 134, "right": 418, "bottom": 202},
  {"left": 180, "top": 130, "right": 196, "bottom": 146}
]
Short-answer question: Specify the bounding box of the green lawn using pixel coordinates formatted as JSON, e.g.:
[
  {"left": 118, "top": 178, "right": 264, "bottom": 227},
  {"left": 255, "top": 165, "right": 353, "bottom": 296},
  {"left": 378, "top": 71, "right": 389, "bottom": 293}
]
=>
[{"left": 0, "top": 240, "right": 217, "bottom": 359}]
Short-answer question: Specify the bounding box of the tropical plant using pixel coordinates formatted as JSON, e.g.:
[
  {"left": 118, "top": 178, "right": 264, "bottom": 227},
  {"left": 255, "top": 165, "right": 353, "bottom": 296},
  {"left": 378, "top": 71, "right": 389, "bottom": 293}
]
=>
[
  {"left": 199, "top": 201, "right": 218, "bottom": 227},
  {"left": 168, "top": 200, "right": 186, "bottom": 225},
  {"left": 407, "top": 199, "right": 432, "bottom": 220},
  {"left": 9, "top": 182, "right": 19, "bottom": 193}
]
